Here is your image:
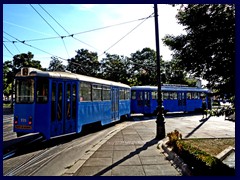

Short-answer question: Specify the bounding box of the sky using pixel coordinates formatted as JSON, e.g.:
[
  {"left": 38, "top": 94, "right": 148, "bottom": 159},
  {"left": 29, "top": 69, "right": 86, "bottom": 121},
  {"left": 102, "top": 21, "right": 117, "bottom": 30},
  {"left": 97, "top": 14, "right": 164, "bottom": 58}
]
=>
[{"left": 3, "top": 4, "right": 186, "bottom": 68}]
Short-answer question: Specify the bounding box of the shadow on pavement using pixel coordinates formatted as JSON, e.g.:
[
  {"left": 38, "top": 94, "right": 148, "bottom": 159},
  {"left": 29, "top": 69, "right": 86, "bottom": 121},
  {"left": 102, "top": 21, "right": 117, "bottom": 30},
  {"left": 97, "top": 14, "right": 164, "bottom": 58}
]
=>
[
  {"left": 93, "top": 138, "right": 159, "bottom": 176},
  {"left": 184, "top": 115, "right": 211, "bottom": 138}
]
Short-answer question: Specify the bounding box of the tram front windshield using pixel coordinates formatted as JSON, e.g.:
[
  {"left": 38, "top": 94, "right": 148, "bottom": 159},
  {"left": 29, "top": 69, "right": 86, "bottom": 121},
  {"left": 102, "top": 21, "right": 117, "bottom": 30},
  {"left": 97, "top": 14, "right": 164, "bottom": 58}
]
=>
[{"left": 16, "top": 79, "right": 34, "bottom": 103}]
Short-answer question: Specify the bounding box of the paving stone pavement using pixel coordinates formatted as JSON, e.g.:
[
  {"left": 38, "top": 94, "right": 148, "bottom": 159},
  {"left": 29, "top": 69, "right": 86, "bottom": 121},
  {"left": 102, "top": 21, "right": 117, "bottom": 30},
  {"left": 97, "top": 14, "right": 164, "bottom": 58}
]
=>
[
  {"left": 74, "top": 121, "right": 181, "bottom": 176},
  {"left": 67, "top": 114, "right": 235, "bottom": 176}
]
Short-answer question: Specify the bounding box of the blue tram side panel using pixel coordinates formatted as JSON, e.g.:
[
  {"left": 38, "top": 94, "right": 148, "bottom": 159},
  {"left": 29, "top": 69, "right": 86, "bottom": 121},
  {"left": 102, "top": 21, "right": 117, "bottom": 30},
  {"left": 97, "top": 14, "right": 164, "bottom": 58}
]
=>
[
  {"left": 131, "top": 85, "right": 212, "bottom": 115},
  {"left": 14, "top": 67, "right": 131, "bottom": 139}
]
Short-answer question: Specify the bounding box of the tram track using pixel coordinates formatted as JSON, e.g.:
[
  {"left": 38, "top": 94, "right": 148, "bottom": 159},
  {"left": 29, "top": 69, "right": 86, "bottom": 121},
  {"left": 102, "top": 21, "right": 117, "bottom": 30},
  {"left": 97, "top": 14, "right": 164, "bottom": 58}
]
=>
[
  {"left": 3, "top": 134, "right": 45, "bottom": 160},
  {"left": 3, "top": 121, "right": 134, "bottom": 176},
  {"left": 5, "top": 146, "right": 59, "bottom": 176}
]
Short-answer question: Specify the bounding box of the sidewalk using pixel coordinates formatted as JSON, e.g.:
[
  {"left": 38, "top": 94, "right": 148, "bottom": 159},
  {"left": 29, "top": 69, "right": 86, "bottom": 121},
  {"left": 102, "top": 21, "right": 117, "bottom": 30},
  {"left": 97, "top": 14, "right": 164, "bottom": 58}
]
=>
[
  {"left": 64, "top": 114, "right": 235, "bottom": 176},
  {"left": 72, "top": 120, "right": 181, "bottom": 176}
]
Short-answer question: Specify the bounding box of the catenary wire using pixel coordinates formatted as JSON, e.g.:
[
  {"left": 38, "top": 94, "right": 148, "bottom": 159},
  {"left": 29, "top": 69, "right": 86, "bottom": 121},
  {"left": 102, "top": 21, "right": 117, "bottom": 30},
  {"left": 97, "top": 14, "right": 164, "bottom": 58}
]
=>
[
  {"left": 3, "top": 14, "right": 154, "bottom": 47},
  {"left": 4, "top": 31, "right": 91, "bottom": 73},
  {"left": 4, "top": 31, "right": 67, "bottom": 61},
  {"left": 38, "top": 4, "right": 98, "bottom": 51},
  {"left": 4, "top": 36, "right": 21, "bottom": 53},
  {"left": 99, "top": 12, "right": 154, "bottom": 56},
  {"left": 30, "top": 4, "right": 70, "bottom": 58},
  {"left": 3, "top": 43, "right": 14, "bottom": 56}
]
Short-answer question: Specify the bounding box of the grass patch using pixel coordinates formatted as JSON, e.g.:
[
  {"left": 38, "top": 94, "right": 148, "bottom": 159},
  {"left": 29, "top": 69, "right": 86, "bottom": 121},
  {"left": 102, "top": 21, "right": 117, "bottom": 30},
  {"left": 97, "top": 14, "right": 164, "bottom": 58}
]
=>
[
  {"left": 182, "top": 138, "right": 235, "bottom": 156},
  {"left": 167, "top": 130, "right": 235, "bottom": 176}
]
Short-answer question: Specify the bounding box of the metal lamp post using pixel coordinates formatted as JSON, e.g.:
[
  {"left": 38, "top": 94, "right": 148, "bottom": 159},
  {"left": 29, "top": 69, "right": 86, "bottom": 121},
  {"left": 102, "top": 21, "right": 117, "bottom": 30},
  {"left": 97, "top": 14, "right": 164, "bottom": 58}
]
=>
[{"left": 154, "top": 4, "right": 166, "bottom": 139}]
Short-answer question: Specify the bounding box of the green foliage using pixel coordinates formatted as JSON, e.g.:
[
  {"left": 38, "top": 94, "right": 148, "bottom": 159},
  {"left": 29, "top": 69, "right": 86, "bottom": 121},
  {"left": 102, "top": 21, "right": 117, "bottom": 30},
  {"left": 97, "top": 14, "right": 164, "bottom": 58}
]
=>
[
  {"left": 177, "top": 140, "right": 219, "bottom": 167},
  {"left": 48, "top": 57, "right": 66, "bottom": 71},
  {"left": 3, "top": 52, "right": 43, "bottom": 98},
  {"left": 206, "top": 106, "right": 235, "bottom": 117},
  {"left": 66, "top": 49, "right": 100, "bottom": 77},
  {"left": 166, "top": 130, "right": 235, "bottom": 175},
  {"left": 163, "top": 4, "right": 235, "bottom": 96},
  {"left": 99, "top": 53, "right": 130, "bottom": 84},
  {"left": 128, "top": 47, "right": 158, "bottom": 86},
  {"left": 162, "top": 59, "right": 191, "bottom": 85}
]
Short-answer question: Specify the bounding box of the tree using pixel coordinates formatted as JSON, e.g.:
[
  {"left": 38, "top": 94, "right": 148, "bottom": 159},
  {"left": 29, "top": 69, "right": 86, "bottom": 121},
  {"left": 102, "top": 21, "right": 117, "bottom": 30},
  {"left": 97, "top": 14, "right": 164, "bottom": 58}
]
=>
[
  {"left": 3, "top": 52, "right": 43, "bottom": 108},
  {"left": 163, "top": 4, "right": 235, "bottom": 96},
  {"left": 128, "top": 47, "right": 159, "bottom": 86},
  {"left": 99, "top": 53, "right": 130, "bottom": 84},
  {"left": 67, "top": 49, "right": 100, "bottom": 77},
  {"left": 48, "top": 57, "right": 66, "bottom": 71},
  {"left": 3, "top": 61, "right": 13, "bottom": 99},
  {"left": 12, "top": 52, "right": 42, "bottom": 70},
  {"left": 162, "top": 59, "right": 193, "bottom": 85}
]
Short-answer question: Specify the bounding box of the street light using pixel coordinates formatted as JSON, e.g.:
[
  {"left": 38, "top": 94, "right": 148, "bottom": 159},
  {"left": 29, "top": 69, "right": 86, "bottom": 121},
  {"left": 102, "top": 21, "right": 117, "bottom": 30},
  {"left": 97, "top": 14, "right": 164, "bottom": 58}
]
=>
[{"left": 154, "top": 4, "right": 166, "bottom": 139}]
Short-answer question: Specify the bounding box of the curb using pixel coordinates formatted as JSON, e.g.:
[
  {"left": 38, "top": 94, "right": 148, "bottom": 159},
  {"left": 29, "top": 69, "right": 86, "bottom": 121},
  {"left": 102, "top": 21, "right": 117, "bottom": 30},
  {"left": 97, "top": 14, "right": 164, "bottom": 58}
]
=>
[
  {"left": 215, "top": 146, "right": 235, "bottom": 161},
  {"left": 62, "top": 122, "right": 137, "bottom": 176},
  {"left": 157, "top": 138, "right": 192, "bottom": 176},
  {"left": 158, "top": 139, "right": 235, "bottom": 176}
]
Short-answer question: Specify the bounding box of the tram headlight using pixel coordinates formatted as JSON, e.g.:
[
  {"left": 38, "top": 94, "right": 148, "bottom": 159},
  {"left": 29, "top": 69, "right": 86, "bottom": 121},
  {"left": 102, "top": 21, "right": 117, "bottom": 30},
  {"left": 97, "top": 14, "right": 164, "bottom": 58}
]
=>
[
  {"left": 14, "top": 116, "right": 18, "bottom": 124},
  {"left": 28, "top": 116, "right": 32, "bottom": 125}
]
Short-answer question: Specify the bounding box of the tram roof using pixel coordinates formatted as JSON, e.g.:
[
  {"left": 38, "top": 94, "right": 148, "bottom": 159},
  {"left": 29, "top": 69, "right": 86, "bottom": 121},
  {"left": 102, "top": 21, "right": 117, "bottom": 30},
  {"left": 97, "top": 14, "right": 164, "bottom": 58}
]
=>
[
  {"left": 16, "top": 67, "right": 130, "bottom": 88},
  {"left": 131, "top": 85, "right": 210, "bottom": 93}
]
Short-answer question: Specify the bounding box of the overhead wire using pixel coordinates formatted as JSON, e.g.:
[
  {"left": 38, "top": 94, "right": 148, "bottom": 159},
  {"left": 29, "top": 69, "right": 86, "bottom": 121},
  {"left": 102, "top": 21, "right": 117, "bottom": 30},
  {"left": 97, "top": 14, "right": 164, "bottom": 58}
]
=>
[
  {"left": 3, "top": 14, "right": 154, "bottom": 48},
  {"left": 4, "top": 31, "right": 90, "bottom": 73},
  {"left": 38, "top": 4, "right": 98, "bottom": 51},
  {"left": 100, "top": 12, "right": 154, "bottom": 57},
  {"left": 4, "top": 31, "right": 67, "bottom": 61},
  {"left": 30, "top": 4, "right": 70, "bottom": 58},
  {"left": 3, "top": 7, "right": 155, "bottom": 71},
  {"left": 4, "top": 36, "right": 20, "bottom": 53},
  {"left": 37, "top": 4, "right": 92, "bottom": 73},
  {"left": 73, "top": 16, "right": 153, "bottom": 36},
  {"left": 3, "top": 43, "right": 14, "bottom": 56}
]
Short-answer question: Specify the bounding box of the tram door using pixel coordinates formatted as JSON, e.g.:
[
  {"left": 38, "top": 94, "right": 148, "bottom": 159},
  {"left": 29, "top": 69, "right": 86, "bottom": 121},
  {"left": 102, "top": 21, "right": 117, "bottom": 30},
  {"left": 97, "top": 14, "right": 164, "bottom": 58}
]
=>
[
  {"left": 50, "top": 81, "right": 77, "bottom": 137},
  {"left": 177, "top": 92, "right": 186, "bottom": 112},
  {"left": 64, "top": 82, "right": 77, "bottom": 134},
  {"left": 136, "top": 91, "right": 150, "bottom": 114},
  {"left": 136, "top": 91, "right": 144, "bottom": 113},
  {"left": 111, "top": 87, "right": 119, "bottom": 121}
]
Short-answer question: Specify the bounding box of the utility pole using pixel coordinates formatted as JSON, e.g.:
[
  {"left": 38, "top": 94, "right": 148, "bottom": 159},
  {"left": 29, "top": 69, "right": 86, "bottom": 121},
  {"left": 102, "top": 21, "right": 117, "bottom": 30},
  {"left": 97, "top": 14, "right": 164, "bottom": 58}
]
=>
[{"left": 154, "top": 4, "right": 165, "bottom": 139}]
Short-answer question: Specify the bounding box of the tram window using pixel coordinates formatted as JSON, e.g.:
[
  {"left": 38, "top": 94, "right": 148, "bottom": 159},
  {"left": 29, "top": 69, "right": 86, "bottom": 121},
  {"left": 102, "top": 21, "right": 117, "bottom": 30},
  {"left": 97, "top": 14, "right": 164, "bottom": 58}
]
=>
[
  {"left": 72, "top": 84, "right": 76, "bottom": 119},
  {"left": 187, "top": 92, "right": 192, "bottom": 99},
  {"left": 192, "top": 92, "right": 200, "bottom": 99},
  {"left": 125, "top": 89, "right": 130, "bottom": 100},
  {"left": 163, "top": 92, "right": 169, "bottom": 100},
  {"left": 92, "top": 84, "right": 102, "bottom": 101},
  {"left": 152, "top": 91, "right": 157, "bottom": 100},
  {"left": 80, "top": 82, "right": 91, "bottom": 101},
  {"left": 16, "top": 79, "right": 34, "bottom": 103},
  {"left": 145, "top": 92, "right": 150, "bottom": 107},
  {"left": 169, "top": 92, "right": 177, "bottom": 100},
  {"left": 102, "top": 86, "right": 110, "bottom": 100},
  {"left": 36, "top": 78, "right": 49, "bottom": 103},
  {"left": 51, "top": 83, "right": 56, "bottom": 121},
  {"left": 66, "top": 84, "right": 71, "bottom": 119},
  {"left": 131, "top": 91, "right": 136, "bottom": 100},
  {"left": 120, "top": 89, "right": 125, "bottom": 100},
  {"left": 137, "top": 92, "right": 143, "bottom": 100},
  {"left": 58, "top": 84, "right": 63, "bottom": 120},
  {"left": 137, "top": 92, "right": 143, "bottom": 106}
]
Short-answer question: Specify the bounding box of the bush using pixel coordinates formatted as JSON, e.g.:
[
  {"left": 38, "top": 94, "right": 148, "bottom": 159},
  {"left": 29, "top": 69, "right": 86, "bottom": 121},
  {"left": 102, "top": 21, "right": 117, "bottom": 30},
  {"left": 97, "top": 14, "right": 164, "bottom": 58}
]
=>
[{"left": 167, "top": 130, "right": 235, "bottom": 176}]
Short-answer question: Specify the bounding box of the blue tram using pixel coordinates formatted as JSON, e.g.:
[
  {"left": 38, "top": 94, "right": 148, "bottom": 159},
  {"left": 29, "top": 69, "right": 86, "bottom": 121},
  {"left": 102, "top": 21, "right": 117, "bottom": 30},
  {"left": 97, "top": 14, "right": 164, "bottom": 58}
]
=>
[
  {"left": 131, "top": 85, "right": 212, "bottom": 115},
  {"left": 14, "top": 67, "right": 131, "bottom": 139}
]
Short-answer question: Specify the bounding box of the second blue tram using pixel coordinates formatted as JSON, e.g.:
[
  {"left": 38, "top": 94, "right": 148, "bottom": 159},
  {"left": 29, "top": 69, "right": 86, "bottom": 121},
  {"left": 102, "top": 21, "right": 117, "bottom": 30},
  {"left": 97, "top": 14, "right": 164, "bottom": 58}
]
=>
[
  {"left": 131, "top": 85, "right": 212, "bottom": 115},
  {"left": 14, "top": 67, "right": 131, "bottom": 139}
]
